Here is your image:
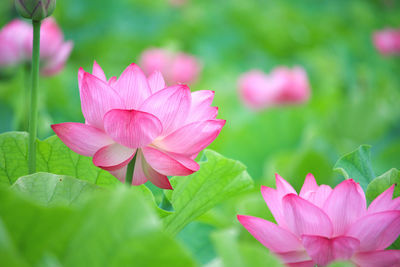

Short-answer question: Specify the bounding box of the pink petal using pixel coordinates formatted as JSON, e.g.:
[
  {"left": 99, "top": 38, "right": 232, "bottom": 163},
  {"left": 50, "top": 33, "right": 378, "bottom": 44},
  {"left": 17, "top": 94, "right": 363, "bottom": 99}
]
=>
[
  {"left": 140, "top": 84, "right": 191, "bottom": 135},
  {"left": 352, "top": 250, "right": 400, "bottom": 267},
  {"left": 114, "top": 63, "right": 152, "bottom": 109},
  {"left": 154, "top": 119, "right": 225, "bottom": 155},
  {"left": 109, "top": 165, "right": 127, "bottom": 183},
  {"left": 92, "top": 60, "right": 107, "bottom": 81},
  {"left": 186, "top": 90, "right": 218, "bottom": 123},
  {"left": 322, "top": 179, "right": 366, "bottom": 236},
  {"left": 261, "top": 186, "right": 288, "bottom": 228},
  {"left": 80, "top": 73, "right": 124, "bottom": 129},
  {"left": 368, "top": 185, "right": 398, "bottom": 213},
  {"left": 93, "top": 143, "right": 136, "bottom": 171},
  {"left": 131, "top": 151, "right": 148, "bottom": 186},
  {"left": 302, "top": 235, "right": 359, "bottom": 266},
  {"left": 346, "top": 210, "right": 400, "bottom": 251},
  {"left": 237, "top": 215, "right": 303, "bottom": 253},
  {"left": 103, "top": 109, "right": 163, "bottom": 148},
  {"left": 276, "top": 174, "right": 297, "bottom": 196},
  {"left": 148, "top": 71, "right": 166, "bottom": 93},
  {"left": 108, "top": 76, "right": 117, "bottom": 87},
  {"left": 142, "top": 146, "right": 198, "bottom": 176},
  {"left": 303, "top": 185, "right": 332, "bottom": 208},
  {"left": 146, "top": 170, "right": 172, "bottom": 190},
  {"left": 282, "top": 194, "right": 333, "bottom": 237},
  {"left": 141, "top": 155, "right": 172, "bottom": 189},
  {"left": 78, "top": 67, "right": 85, "bottom": 93},
  {"left": 276, "top": 251, "right": 311, "bottom": 265},
  {"left": 41, "top": 41, "right": 73, "bottom": 76},
  {"left": 299, "top": 173, "right": 319, "bottom": 198},
  {"left": 287, "top": 261, "right": 315, "bottom": 267},
  {"left": 164, "top": 151, "right": 200, "bottom": 172},
  {"left": 51, "top": 122, "right": 114, "bottom": 157}
]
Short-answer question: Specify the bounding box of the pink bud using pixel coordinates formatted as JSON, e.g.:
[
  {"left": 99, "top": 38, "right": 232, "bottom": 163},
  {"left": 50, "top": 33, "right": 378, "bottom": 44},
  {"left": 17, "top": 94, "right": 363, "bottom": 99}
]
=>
[{"left": 15, "top": 0, "right": 56, "bottom": 21}]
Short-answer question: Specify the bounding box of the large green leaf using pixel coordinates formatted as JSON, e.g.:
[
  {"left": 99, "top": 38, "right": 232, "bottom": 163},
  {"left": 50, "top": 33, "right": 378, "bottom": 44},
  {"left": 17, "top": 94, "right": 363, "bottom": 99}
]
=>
[
  {"left": 0, "top": 184, "right": 196, "bottom": 266},
  {"left": 333, "top": 145, "right": 375, "bottom": 190},
  {"left": 366, "top": 168, "right": 400, "bottom": 203},
  {"left": 12, "top": 172, "right": 100, "bottom": 206},
  {"left": 0, "top": 132, "right": 119, "bottom": 187},
  {"left": 163, "top": 150, "right": 254, "bottom": 235},
  {"left": 12, "top": 171, "right": 170, "bottom": 217},
  {"left": 0, "top": 218, "right": 28, "bottom": 267}
]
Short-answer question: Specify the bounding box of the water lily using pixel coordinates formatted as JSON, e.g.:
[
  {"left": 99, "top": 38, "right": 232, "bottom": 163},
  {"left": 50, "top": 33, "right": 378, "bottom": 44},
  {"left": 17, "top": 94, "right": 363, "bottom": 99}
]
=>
[
  {"left": 238, "top": 174, "right": 400, "bottom": 266},
  {"left": 139, "top": 48, "right": 201, "bottom": 85},
  {"left": 52, "top": 62, "right": 224, "bottom": 189},
  {"left": 238, "top": 66, "right": 310, "bottom": 110},
  {"left": 0, "top": 18, "right": 73, "bottom": 75}
]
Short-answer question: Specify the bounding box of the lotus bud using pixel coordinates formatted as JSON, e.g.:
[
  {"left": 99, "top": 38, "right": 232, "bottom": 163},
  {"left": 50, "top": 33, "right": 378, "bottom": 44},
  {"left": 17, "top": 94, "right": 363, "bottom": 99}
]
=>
[{"left": 15, "top": 0, "right": 56, "bottom": 21}]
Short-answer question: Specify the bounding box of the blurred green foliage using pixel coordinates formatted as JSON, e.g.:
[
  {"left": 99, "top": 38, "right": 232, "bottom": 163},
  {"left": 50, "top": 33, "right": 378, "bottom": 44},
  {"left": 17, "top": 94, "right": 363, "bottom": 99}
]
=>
[{"left": 1, "top": 0, "right": 400, "bottom": 265}]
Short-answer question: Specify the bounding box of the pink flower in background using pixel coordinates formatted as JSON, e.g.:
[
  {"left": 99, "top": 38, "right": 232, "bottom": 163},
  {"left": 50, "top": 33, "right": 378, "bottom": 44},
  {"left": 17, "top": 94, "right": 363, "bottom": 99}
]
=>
[
  {"left": 238, "top": 174, "right": 400, "bottom": 266},
  {"left": 169, "top": 0, "right": 188, "bottom": 6},
  {"left": 238, "top": 66, "right": 310, "bottom": 110},
  {"left": 373, "top": 29, "right": 400, "bottom": 55},
  {"left": 0, "top": 18, "right": 73, "bottom": 75},
  {"left": 139, "top": 48, "right": 201, "bottom": 85},
  {"left": 52, "top": 62, "right": 224, "bottom": 189},
  {"left": 0, "top": 20, "right": 31, "bottom": 67},
  {"left": 238, "top": 70, "right": 283, "bottom": 109}
]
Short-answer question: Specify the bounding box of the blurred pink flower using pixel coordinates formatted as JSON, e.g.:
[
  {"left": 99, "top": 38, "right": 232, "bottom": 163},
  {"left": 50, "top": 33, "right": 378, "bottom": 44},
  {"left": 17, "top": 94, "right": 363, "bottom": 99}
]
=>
[
  {"left": 0, "top": 18, "right": 73, "bottom": 75},
  {"left": 373, "top": 29, "right": 400, "bottom": 55},
  {"left": 0, "top": 20, "right": 31, "bottom": 67},
  {"left": 238, "top": 174, "right": 400, "bottom": 266},
  {"left": 52, "top": 62, "right": 224, "bottom": 189},
  {"left": 238, "top": 66, "right": 310, "bottom": 110},
  {"left": 139, "top": 48, "right": 201, "bottom": 85},
  {"left": 169, "top": 0, "right": 188, "bottom": 6}
]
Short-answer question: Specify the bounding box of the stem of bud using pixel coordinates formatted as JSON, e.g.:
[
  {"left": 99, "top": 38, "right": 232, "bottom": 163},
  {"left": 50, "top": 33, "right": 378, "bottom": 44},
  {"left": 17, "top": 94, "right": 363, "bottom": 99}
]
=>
[
  {"left": 28, "top": 20, "right": 41, "bottom": 174},
  {"left": 125, "top": 153, "right": 137, "bottom": 185}
]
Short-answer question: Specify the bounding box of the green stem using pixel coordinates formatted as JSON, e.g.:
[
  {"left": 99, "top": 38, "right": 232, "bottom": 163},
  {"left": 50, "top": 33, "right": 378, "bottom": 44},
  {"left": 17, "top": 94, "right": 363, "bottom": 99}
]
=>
[
  {"left": 28, "top": 20, "right": 41, "bottom": 174},
  {"left": 125, "top": 153, "right": 137, "bottom": 185},
  {"left": 22, "top": 64, "right": 30, "bottom": 131}
]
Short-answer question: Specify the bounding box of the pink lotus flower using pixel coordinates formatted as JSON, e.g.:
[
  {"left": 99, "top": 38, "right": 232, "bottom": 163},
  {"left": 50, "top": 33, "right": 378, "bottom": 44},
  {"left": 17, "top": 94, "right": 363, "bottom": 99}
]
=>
[
  {"left": 0, "top": 18, "right": 73, "bottom": 75},
  {"left": 52, "top": 61, "right": 224, "bottom": 189},
  {"left": 238, "top": 174, "right": 400, "bottom": 266},
  {"left": 139, "top": 48, "right": 201, "bottom": 85},
  {"left": 373, "top": 29, "right": 400, "bottom": 55},
  {"left": 238, "top": 66, "right": 310, "bottom": 110}
]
